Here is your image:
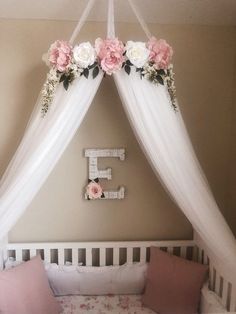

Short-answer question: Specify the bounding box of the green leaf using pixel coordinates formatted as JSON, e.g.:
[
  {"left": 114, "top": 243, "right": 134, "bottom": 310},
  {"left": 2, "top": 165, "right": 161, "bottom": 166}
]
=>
[
  {"left": 83, "top": 68, "right": 89, "bottom": 79},
  {"left": 59, "top": 73, "right": 66, "bottom": 83},
  {"left": 136, "top": 67, "right": 142, "bottom": 72},
  {"left": 88, "top": 62, "right": 98, "bottom": 69},
  {"left": 157, "top": 69, "right": 165, "bottom": 76},
  {"left": 63, "top": 78, "right": 69, "bottom": 90},
  {"left": 92, "top": 66, "right": 99, "bottom": 79},
  {"left": 68, "top": 73, "right": 74, "bottom": 83},
  {"left": 101, "top": 193, "right": 105, "bottom": 198},
  {"left": 94, "top": 178, "right": 99, "bottom": 183},
  {"left": 156, "top": 75, "right": 164, "bottom": 85},
  {"left": 126, "top": 60, "right": 133, "bottom": 66},
  {"left": 88, "top": 179, "right": 92, "bottom": 183},
  {"left": 124, "top": 65, "right": 131, "bottom": 75}
]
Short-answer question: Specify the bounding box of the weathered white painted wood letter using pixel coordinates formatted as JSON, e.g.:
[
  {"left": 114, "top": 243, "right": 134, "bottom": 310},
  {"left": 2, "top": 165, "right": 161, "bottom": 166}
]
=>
[{"left": 85, "top": 148, "right": 125, "bottom": 200}]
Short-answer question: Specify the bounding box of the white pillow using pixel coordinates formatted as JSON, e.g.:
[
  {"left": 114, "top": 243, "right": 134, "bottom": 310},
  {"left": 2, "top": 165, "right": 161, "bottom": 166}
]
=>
[
  {"left": 46, "top": 265, "right": 81, "bottom": 296},
  {"left": 76, "top": 265, "right": 119, "bottom": 274},
  {"left": 200, "top": 282, "right": 227, "bottom": 313},
  {"left": 76, "top": 266, "right": 117, "bottom": 295},
  {"left": 48, "top": 263, "right": 147, "bottom": 296},
  {"left": 112, "top": 263, "right": 148, "bottom": 294}
]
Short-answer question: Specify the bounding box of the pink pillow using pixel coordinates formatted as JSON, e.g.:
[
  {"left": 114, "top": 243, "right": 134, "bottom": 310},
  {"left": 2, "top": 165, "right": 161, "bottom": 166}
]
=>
[
  {"left": 0, "top": 255, "right": 61, "bottom": 314},
  {"left": 142, "top": 246, "right": 208, "bottom": 314}
]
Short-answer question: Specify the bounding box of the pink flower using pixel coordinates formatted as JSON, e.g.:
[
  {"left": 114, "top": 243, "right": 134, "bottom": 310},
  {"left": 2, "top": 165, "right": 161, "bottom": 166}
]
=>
[
  {"left": 147, "top": 37, "right": 173, "bottom": 69},
  {"left": 95, "top": 38, "right": 125, "bottom": 75},
  {"left": 86, "top": 181, "right": 103, "bottom": 200},
  {"left": 49, "top": 40, "right": 72, "bottom": 72}
]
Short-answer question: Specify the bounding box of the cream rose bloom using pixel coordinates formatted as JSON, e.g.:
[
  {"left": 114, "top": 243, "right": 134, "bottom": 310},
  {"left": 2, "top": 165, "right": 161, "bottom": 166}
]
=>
[
  {"left": 73, "top": 42, "right": 96, "bottom": 68},
  {"left": 126, "top": 41, "right": 150, "bottom": 68}
]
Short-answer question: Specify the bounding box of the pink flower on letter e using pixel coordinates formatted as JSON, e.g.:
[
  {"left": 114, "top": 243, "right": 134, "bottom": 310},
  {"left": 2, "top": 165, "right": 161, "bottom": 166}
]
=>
[
  {"left": 49, "top": 40, "right": 72, "bottom": 72},
  {"left": 86, "top": 180, "right": 104, "bottom": 200},
  {"left": 147, "top": 37, "right": 173, "bottom": 70},
  {"left": 95, "top": 38, "right": 125, "bottom": 75}
]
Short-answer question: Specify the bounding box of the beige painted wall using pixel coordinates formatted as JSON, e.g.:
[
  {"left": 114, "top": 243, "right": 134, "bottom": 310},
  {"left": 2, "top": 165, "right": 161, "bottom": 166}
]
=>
[
  {"left": 0, "top": 19, "right": 235, "bottom": 242},
  {"left": 227, "top": 58, "right": 236, "bottom": 234}
]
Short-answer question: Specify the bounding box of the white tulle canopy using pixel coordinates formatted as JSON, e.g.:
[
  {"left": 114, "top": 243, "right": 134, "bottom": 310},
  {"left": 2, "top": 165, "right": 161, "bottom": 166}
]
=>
[{"left": 0, "top": 0, "right": 235, "bottom": 283}]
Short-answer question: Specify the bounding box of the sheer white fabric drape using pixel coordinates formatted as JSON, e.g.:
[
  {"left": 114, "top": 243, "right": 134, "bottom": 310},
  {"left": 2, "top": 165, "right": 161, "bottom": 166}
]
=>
[
  {"left": 109, "top": 0, "right": 236, "bottom": 281},
  {"left": 0, "top": 73, "right": 103, "bottom": 240},
  {"left": 114, "top": 69, "right": 236, "bottom": 280},
  {"left": 0, "top": 0, "right": 100, "bottom": 240}
]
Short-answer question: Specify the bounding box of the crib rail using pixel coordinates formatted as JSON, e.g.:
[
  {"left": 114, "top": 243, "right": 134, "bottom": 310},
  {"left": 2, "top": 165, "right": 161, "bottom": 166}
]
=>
[
  {"left": 4, "top": 237, "right": 236, "bottom": 312},
  {"left": 5, "top": 238, "right": 235, "bottom": 312},
  {"left": 5, "top": 240, "right": 195, "bottom": 267},
  {"left": 194, "top": 233, "right": 236, "bottom": 312}
]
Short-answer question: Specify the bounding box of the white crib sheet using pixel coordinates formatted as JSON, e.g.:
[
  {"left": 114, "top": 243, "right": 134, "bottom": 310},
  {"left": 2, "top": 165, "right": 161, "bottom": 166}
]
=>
[{"left": 57, "top": 294, "right": 156, "bottom": 314}]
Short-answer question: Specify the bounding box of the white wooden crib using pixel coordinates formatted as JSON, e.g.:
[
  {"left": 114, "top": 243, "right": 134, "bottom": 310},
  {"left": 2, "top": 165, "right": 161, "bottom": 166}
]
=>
[{"left": 2, "top": 236, "right": 236, "bottom": 313}]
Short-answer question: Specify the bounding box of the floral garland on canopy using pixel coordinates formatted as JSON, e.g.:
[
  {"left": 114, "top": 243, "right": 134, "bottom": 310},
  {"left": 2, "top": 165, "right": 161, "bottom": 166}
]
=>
[{"left": 41, "top": 37, "right": 177, "bottom": 116}]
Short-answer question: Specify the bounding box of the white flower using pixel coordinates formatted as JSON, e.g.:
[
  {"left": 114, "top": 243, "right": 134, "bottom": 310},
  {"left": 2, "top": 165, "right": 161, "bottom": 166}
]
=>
[
  {"left": 70, "top": 63, "right": 83, "bottom": 78},
  {"left": 48, "top": 69, "right": 59, "bottom": 82},
  {"left": 126, "top": 41, "right": 150, "bottom": 68},
  {"left": 73, "top": 42, "right": 96, "bottom": 68}
]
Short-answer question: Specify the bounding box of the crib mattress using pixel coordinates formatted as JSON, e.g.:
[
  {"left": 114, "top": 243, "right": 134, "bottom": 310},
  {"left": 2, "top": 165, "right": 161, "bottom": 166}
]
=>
[{"left": 57, "top": 294, "right": 156, "bottom": 314}]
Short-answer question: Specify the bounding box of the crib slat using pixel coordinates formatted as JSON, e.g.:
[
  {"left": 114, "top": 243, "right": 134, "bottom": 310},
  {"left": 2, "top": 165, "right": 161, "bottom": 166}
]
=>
[
  {"left": 167, "top": 247, "right": 174, "bottom": 254},
  {"left": 222, "top": 279, "right": 228, "bottom": 308},
  {"left": 44, "top": 249, "right": 51, "bottom": 263},
  {"left": 140, "top": 247, "right": 146, "bottom": 263},
  {"left": 209, "top": 262, "right": 214, "bottom": 290},
  {"left": 86, "top": 248, "right": 92, "bottom": 266},
  {"left": 192, "top": 245, "right": 197, "bottom": 261},
  {"left": 230, "top": 285, "right": 236, "bottom": 312},
  {"left": 30, "top": 249, "right": 37, "bottom": 258},
  {"left": 58, "top": 248, "right": 64, "bottom": 265},
  {"left": 15, "top": 249, "right": 22, "bottom": 261},
  {"left": 198, "top": 249, "right": 203, "bottom": 263},
  {"left": 72, "top": 248, "right": 78, "bottom": 265},
  {"left": 99, "top": 248, "right": 106, "bottom": 266},
  {"left": 113, "top": 247, "right": 119, "bottom": 265},
  {"left": 126, "top": 247, "right": 133, "bottom": 264},
  {"left": 203, "top": 252, "right": 208, "bottom": 265},
  {"left": 180, "top": 246, "right": 187, "bottom": 258},
  {"left": 214, "top": 272, "right": 221, "bottom": 296}
]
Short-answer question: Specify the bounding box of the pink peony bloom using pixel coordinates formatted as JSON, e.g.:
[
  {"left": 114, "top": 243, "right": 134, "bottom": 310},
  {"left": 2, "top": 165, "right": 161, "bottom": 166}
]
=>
[
  {"left": 86, "top": 181, "right": 103, "bottom": 200},
  {"left": 147, "top": 37, "right": 173, "bottom": 70},
  {"left": 95, "top": 38, "right": 125, "bottom": 75},
  {"left": 49, "top": 40, "right": 72, "bottom": 72}
]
